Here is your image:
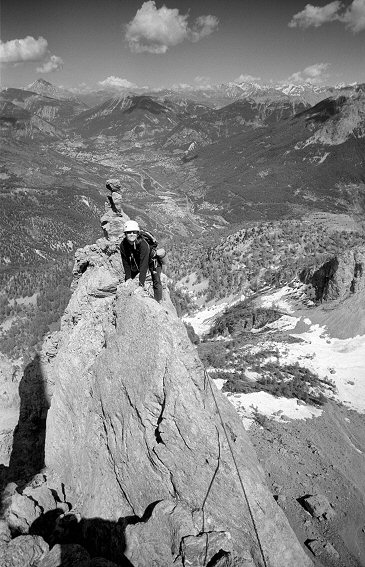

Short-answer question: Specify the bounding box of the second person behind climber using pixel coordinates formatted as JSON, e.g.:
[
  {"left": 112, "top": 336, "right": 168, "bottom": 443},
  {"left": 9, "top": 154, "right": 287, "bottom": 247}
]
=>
[{"left": 120, "top": 220, "right": 163, "bottom": 303}]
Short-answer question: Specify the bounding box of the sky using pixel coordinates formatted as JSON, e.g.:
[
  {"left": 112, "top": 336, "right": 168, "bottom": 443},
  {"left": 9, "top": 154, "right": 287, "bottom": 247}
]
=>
[{"left": 1, "top": 0, "right": 365, "bottom": 91}]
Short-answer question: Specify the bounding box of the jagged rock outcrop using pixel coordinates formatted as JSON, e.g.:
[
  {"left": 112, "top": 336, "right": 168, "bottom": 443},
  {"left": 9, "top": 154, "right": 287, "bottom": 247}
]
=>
[
  {"left": 37, "top": 242, "right": 313, "bottom": 567},
  {"left": 299, "top": 246, "right": 365, "bottom": 301},
  {"left": 100, "top": 184, "right": 129, "bottom": 242}
]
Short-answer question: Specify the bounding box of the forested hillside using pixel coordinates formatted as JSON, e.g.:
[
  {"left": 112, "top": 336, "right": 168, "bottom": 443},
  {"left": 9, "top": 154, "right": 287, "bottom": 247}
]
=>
[
  {"left": 167, "top": 216, "right": 365, "bottom": 305},
  {"left": 0, "top": 260, "right": 73, "bottom": 360}
]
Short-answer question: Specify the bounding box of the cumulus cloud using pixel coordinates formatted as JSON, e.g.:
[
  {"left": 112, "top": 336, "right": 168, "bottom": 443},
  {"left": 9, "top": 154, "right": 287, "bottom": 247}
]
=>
[
  {"left": 285, "top": 63, "right": 330, "bottom": 84},
  {"left": 37, "top": 55, "right": 64, "bottom": 73},
  {"left": 341, "top": 0, "right": 365, "bottom": 32},
  {"left": 189, "top": 15, "right": 219, "bottom": 42},
  {"left": 0, "top": 35, "right": 48, "bottom": 63},
  {"left": 289, "top": 1, "right": 341, "bottom": 28},
  {"left": 234, "top": 73, "right": 261, "bottom": 83},
  {"left": 98, "top": 76, "right": 138, "bottom": 89},
  {"left": 125, "top": 1, "right": 218, "bottom": 53},
  {"left": 289, "top": 0, "right": 365, "bottom": 32},
  {"left": 0, "top": 35, "right": 63, "bottom": 73}
]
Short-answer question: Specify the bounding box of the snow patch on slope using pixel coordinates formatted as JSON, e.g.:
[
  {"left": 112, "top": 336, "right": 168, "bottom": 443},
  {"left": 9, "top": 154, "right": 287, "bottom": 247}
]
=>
[{"left": 214, "top": 379, "right": 322, "bottom": 429}]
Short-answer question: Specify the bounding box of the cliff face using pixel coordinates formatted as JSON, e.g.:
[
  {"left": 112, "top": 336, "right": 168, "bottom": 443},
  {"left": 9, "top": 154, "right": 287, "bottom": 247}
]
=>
[
  {"left": 41, "top": 240, "right": 313, "bottom": 566},
  {"left": 300, "top": 246, "right": 365, "bottom": 302}
]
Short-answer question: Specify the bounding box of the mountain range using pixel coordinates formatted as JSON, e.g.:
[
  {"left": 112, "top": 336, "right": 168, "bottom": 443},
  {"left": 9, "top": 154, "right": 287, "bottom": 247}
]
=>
[
  {"left": 1, "top": 79, "right": 364, "bottom": 236},
  {"left": 1, "top": 77, "right": 365, "bottom": 567}
]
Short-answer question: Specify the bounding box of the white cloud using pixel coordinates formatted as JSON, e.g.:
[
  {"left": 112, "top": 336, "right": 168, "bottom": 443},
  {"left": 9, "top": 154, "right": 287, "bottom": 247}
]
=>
[
  {"left": 0, "top": 35, "right": 63, "bottom": 73},
  {"left": 304, "top": 62, "right": 330, "bottom": 77},
  {"left": 37, "top": 55, "right": 64, "bottom": 73},
  {"left": 289, "top": 1, "right": 341, "bottom": 28},
  {"left": 285, "top": 62, "right": 330, "bottom": 84},
  {"left": 98, "top": 76, "right": 137, "bottom": 89},
  {"left": 289, "top": 0, "right": 365, "bottom": 32},
  {"left": 189, "top": 15, "right": 219, "bottom": 42},
  {"left": 234, "top": 74, "right": 261, "bottom": 83},
  {"left": 125, "top": 1, "right": 218, "bottom": 53},
  {"left": 0, "top": 36, "right": 48, "bottom": 63},
  {"left": 341, "top": 0, "right": 365, "bottom": 32}
]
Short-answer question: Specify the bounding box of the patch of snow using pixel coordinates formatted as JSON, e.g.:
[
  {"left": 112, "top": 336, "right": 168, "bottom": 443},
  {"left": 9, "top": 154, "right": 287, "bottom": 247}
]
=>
[
  {"left": 223, "top": 390, "right": 322, "bottom": 429},
  {"left": 274, "top": 324, "right": 365, "bottom": 413},
  {"left": 266, "top": 314, "right": 301, "bottom": 332},
  {"left": 214, "top": 378, "right": 226, "bottom": 391},
  {"left": 258, "top": 286, "right": 295, "bottom": 313},
  {"left": 244, "top": 369, "right": 261, "bottom": 380},
  {"left": 183, "top": 302, "right": 229, "bottom": 336}
]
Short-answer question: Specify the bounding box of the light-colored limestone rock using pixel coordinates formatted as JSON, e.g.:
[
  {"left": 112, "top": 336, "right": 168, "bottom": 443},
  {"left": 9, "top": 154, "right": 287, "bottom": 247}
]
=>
[
  {"left": 300, "top": 246, "right": 365, "bottom": 301},
  {"left": 2, "top": 489, "right": 42, "bottom": 534},
  {"left": 42, "top": 248, "right": 313, "bottom": 567},
  {"left": 2, "top": 534, "right": 48, "bottom": 567}
]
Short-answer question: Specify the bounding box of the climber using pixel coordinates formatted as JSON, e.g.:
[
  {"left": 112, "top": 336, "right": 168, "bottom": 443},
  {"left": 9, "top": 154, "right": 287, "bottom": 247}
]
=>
[{"left": 120, "top": 220, "right": 163, "bottom": 303}]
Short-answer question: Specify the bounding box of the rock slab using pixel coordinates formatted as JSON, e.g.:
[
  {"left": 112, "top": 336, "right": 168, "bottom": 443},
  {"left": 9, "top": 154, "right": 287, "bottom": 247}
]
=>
[{"left": 43, "top": 246, "right": 313, "bottom": 567}]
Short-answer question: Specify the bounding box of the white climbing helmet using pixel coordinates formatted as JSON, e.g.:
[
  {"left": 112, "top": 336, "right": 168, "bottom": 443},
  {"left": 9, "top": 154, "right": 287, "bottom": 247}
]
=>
[{"left": 124, "top": 220, "right": 140, "bottom": 233}]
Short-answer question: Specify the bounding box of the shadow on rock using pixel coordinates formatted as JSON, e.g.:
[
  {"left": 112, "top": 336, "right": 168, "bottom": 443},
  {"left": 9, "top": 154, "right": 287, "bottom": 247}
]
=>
[
  {"left": 30, "top": 510, "right": 137, "bottom": 566},
  {"left": 3, "top": 354, "right": 49, "bottom": 490}
]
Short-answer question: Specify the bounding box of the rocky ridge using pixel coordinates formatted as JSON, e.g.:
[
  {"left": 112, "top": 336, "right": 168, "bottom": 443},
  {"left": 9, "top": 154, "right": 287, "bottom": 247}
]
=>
[{"left": 0, "top": 238, "right": 314, "bottom": 566}]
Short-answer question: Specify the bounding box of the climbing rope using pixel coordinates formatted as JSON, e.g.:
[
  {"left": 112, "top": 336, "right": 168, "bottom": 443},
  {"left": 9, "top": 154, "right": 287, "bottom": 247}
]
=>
[{"left": 203, "top": 367, "right": 269, "bottom": 567}]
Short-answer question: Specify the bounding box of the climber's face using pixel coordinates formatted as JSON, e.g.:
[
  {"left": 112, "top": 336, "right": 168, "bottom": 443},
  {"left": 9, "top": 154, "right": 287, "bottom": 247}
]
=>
[{"left": 126, "top": 231, "right": 138, "bottom": 243}]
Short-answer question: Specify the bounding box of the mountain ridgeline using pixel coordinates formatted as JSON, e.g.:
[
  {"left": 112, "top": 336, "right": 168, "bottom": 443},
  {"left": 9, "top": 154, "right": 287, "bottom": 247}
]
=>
[{"left": 0, "top": 78, "right": 364, "bottom": 358}]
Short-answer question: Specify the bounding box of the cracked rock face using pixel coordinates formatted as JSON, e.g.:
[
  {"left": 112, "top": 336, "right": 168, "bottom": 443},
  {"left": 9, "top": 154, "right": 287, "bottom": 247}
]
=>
[{"left": 42, "top": 245, "right": 313, "bottom": 567}]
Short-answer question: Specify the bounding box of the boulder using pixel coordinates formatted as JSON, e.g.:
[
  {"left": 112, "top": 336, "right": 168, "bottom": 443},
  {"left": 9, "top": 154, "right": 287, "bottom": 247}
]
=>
[
  {"left": 306, "top": 539, "right": 323, "bottom": 557},
  {"left": 2, "top": 488, "right": 42, "bottom": 534},
  {"left": 2, "top": 534, "right": 48, "bottom": 567},
  {"left": 0, "top": 519, "right": 12, "bottom": 544},
  {"left": 23, "top": 484, "right": 58, "bottom": 514},
  {"left": 324, "top": 542, "right": 340, "bottom": 559},
  {"left": 42, "top": 249, "right": 313, "bottom": 567},
  {"left": 301, "top": 494, "right": 335, "bottom": 520}
]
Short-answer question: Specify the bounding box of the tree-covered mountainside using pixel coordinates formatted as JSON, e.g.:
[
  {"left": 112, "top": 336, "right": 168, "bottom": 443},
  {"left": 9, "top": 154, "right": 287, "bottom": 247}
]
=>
[
  {"left": 0, "top": 261, "right": 73, "bottom": 360},
  {"left": 166, "top": 215, "right": 365, "bottom": 305}
]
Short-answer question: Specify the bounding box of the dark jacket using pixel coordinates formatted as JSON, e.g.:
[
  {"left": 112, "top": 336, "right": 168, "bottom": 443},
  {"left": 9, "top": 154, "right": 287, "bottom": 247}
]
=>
[{"left": 120, "top": 236, "right": 150, "bottom": 286}]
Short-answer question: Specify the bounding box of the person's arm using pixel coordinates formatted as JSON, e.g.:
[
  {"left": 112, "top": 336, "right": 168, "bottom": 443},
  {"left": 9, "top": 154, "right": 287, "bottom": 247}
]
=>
[
  {"left": 138, "top": 239, "right": 149, "bottom": 286},
  {"left": 120, "top": 242, "right": 132, "bottom": 281}
]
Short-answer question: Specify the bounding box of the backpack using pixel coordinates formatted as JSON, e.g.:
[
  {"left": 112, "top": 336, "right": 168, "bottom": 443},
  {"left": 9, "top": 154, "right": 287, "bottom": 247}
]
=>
[{"left": 139, "top": 229, "right": 158, "bottom": 257}]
